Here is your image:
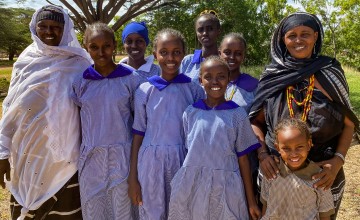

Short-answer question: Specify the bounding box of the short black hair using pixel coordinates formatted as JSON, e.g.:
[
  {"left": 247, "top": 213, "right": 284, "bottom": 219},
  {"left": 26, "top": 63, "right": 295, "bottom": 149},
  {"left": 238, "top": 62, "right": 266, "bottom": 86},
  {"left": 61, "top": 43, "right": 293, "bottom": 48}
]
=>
[
  {"left": 83, "top": 22, "right": 115, "bottom": 45},
  {"left": 153, "top": 28, "right": 186, "bottom": 53}
]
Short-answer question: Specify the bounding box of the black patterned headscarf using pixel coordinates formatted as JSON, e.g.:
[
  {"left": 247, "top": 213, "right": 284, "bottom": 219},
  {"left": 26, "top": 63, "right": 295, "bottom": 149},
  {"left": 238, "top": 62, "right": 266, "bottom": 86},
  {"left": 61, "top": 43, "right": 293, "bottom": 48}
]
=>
[{"left": 249, "top": 12, "right": 359, "bottom": 134}]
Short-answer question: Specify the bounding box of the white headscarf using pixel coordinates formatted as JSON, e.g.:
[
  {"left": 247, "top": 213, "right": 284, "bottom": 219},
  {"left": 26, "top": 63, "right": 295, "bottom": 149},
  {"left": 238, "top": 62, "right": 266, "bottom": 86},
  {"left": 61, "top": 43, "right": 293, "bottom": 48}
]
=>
[{"left": 0, "top": 5, "right": 91, "bottom": 219}]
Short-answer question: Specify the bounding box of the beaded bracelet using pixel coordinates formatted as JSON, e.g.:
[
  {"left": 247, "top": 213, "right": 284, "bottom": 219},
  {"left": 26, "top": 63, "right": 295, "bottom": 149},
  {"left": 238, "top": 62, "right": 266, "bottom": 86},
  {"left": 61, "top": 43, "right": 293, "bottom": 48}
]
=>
[{"left": 334, "top": 152, "right": 345, "bottom": 164}]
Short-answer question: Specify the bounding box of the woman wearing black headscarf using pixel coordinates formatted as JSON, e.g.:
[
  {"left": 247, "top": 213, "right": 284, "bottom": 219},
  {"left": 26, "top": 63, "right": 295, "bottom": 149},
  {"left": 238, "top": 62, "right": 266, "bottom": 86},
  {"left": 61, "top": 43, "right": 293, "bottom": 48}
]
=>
[{"left": 250, "top": 12, "right": 359, "bottom": 219}]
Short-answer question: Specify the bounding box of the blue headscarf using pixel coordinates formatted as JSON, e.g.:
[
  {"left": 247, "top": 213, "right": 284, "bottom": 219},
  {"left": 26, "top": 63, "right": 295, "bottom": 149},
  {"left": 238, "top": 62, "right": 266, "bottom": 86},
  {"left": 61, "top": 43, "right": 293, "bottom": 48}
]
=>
[{"left": 122, "top": 21, "right": 150, "bottom": 45}]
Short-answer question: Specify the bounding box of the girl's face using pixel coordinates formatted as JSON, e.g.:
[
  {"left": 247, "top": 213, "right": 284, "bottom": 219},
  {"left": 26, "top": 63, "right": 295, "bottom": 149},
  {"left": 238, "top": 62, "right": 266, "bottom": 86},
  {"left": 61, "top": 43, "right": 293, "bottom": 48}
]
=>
[
  {"left": 200, "top": 60, "right": 229, "bottom": 102},
  {"left": 36, "top": 20, "right": 64, "bottom": 46},
  {"left": 219, "top": 37, "right": 245, "bottom": 73},
  {"left": 123, "top": 33, "right": 147, "bottom": 61},
  {"left": 283, "top": 25, "right": 318, "bottom": 59},
  {"left": 85, "top": 31, "right": 116, "bottom": 71},
  {"left": 195, "top": 16, "right": 220, "bottom": 48},
  {"left": 275, "top": 127, "right": 312, "bottom": 171},
  {"left": 153, "top": 34, "right": 184, "bottom": 81}
]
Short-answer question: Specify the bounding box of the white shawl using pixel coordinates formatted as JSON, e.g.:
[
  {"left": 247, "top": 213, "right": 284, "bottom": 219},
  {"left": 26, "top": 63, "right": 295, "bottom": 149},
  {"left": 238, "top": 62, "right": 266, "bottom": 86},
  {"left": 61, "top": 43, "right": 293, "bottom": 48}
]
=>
[{"left": 0, "top": 5, "right": 92, "bottom": 218}]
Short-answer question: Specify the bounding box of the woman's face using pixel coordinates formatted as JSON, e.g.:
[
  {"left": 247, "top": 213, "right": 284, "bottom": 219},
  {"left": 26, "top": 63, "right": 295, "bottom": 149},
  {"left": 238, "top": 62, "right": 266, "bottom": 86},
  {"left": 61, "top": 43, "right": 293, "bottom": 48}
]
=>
[
  {"left": 123, "top": 33, "right": 147, "bottom": 61},
  {"left": 36, "top": 20, "right": 64, "bottom": 46},
  {"left": 283, "top": 25, "right": 318, "bottom": 59}
]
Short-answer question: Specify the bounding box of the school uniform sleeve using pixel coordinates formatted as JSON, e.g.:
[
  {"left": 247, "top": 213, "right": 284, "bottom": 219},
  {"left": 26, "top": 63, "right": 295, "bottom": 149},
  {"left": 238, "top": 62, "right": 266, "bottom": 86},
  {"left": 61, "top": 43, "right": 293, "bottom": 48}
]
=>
[
  {"left": 180, "top": 54, "right": 193, "bottom": 74},
  {"left": 132, "top": 83, "right": 149, "bottom": 136},
  {"left": 126, "top": 73, "right": 143, "bottom": 112},
  {"left": 260, "top": 175, "right": 270, "bottom": 206},
  {"left": 182, "top": 106, "right": 191, "bottom": 150},
  {"left": 234, "top": 108, "right": 261, "bottom": 157},
  {"left": 190, "top": 82, "right": 206, "bottom": 102},
  {"left": 71, "top": 74, "right": 83, "bottom": 107},
  {"left": 318, "top": 188, "right": 336, "bottom": 217}
]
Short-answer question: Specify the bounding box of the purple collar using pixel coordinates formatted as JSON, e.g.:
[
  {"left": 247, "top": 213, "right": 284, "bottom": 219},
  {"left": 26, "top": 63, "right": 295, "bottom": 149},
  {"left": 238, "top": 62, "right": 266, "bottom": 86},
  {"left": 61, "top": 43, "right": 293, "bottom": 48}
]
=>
[
  {"left": 83, "top": 64, "right": 133, "bottom": 80},
  {"left": 230, "top": 73, "right": 259, "bottom": 92},
  {"left": 193, "top": 99, "right": 239, "bottom": 110},
  {"left": 148, "top": 74, "right": 192, "bottom": 91},
  {"left": 191, "top": 49, "right": 204, "bottom": 64}
]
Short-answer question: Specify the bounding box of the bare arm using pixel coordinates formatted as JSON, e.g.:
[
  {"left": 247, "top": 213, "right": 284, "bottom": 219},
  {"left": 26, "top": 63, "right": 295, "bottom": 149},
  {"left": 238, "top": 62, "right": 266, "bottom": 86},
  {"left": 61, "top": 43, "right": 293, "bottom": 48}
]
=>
[
  {"left": 251, "top": 108, "right": 278, "bottom": 179},
  {"left": 128, "top": 134, "right": 144, "bottom": 205},
  {"left": 313, "top": 115, "right": 354, "bottom": 190},
  {"left": 239, "top": 154, "right": 261, "bottom": 220}
]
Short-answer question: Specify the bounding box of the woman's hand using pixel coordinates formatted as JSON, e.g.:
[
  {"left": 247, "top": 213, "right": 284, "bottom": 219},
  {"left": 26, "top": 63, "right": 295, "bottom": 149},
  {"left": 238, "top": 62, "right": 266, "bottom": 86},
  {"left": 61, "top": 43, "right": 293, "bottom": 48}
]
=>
[
  {"left": 259, "top": 154, "right": 279, "bottom": 180},
  {"left": 249, "top": 203, "right": 261, "bottom": 220},
  {"left": 128, "top": 178, "right": 143, "bottom": 206},
  {"left": 0, "top": 159, "right": 10, "bottom": 189},
  {"left": 313, "top": 157, "right": 343, "bottom": 190}
]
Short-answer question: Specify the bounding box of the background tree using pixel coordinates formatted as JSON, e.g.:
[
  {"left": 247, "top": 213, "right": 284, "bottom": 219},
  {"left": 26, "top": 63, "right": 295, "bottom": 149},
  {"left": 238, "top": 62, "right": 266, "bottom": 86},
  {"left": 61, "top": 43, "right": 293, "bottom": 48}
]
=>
[
  {"left": 0, "top": 7, "right": 34, "bottom": 60},
  {"left": 25, "top": 0, "right": 181, "bottom": 33}
]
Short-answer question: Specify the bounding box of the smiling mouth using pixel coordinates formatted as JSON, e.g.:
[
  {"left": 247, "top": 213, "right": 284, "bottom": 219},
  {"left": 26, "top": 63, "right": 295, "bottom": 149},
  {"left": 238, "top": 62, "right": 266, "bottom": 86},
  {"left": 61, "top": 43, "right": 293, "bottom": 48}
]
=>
[
  {"left": 45, "top": 37, "right": 54, "bottom": 40},
  {"left": 211, "top": 87, "right": 220, "bottom": 91},
  {"left": 289, "top": 158, "right": 300, "bottom": 162},
  {"left": 294, "top": 46, "right": 306, "bottom": 51},
  {"left": 131, "top": 51, "right": 139, "bottom": 54},
  {"left": 166, "top": 64, "right": 176, "bottom": 68}
]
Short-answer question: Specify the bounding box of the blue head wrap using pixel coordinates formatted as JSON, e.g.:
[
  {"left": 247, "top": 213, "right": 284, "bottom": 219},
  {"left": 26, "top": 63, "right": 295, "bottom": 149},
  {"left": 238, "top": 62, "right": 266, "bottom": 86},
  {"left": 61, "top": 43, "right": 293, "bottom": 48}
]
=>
[{"left": 122, "top": 21, "right": 149, "bottom": 46}]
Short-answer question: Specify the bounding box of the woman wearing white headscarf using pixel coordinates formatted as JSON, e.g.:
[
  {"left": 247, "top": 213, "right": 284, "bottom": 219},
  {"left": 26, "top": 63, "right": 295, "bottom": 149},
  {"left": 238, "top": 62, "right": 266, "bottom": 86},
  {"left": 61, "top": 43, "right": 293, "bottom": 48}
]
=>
[{"left": 0, "top": 5, "right": 91, "bottom": 220}]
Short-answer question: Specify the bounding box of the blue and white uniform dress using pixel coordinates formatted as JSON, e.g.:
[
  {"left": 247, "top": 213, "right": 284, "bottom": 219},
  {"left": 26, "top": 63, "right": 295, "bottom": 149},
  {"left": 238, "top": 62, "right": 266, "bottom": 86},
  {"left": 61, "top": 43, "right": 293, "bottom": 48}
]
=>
[
  {"left": 72, "top": 64, "right": 142, "bottom": 220},
  {"left": 225, "top": 73, "right": 258, "bottom": 113},
  {"left": 119, "top": 55, "right": 161, "bottom": 81},
  {"left": 168, "top": 100, "right": 261, "bottom": 220},
  {"left": 180, "top": 49, "right": 203, "bottom": 84},
  {"left": 132, "top": 74, "right": 205, "bottom": 220}
]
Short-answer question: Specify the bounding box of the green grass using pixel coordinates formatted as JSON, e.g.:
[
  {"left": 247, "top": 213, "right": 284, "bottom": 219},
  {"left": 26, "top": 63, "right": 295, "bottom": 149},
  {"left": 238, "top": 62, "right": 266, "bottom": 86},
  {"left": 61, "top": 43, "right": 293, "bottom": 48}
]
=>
[{"left": 344, "top": 66, "right": 360, "bottom": 117}]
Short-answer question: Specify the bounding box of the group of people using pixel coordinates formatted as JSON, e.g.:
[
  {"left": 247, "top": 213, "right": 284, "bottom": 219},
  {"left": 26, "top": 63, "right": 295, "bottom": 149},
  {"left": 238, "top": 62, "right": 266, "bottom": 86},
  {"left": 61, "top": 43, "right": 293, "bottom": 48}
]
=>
[{"left": 0, "top": 4, "right": 358, "bottom": 220}]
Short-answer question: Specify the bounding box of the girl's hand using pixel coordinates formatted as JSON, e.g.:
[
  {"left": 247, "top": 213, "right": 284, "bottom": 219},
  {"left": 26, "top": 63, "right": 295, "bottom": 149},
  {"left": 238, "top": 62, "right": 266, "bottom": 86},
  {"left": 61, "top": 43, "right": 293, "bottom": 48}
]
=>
[
  {"left": 249, "top": 204, "right": 261, "bottom": 220},
  {"left": 259, "top": 154, "right": 279, "bottom": 180},
  {"left": 128, "top": 179, "right": 143, "bottom": 206},
  {"left": 313, "top": 157, "right": 343, "bottom": 190}
]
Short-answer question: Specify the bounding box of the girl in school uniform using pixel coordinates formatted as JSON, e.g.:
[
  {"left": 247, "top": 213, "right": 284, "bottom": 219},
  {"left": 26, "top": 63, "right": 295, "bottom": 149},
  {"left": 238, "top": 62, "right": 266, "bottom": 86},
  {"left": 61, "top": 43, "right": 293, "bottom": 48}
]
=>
[
  {"left": 72, "top": 22, "right": 142, "bottom": 219},
  {"left": 219, "top": 32, "right": 258, "bottom": 113},
  {"left": 180, "top": 10, "right": 221, "bottom": 83},
  {"left": 168, "top": 56, "right": 261, "bottom": 220},
  {"left": 128, "top": 28, "right": 205, "bottom": 220},
  {"left": 120, "top": 21, "right": 160, "bottom": 80}
]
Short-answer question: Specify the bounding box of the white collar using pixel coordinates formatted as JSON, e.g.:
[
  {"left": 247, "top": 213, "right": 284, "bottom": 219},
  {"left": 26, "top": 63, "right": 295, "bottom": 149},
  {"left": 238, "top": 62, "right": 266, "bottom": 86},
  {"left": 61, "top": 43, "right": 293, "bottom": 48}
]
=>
[{"left": 119, "top": 55, "right": 154, "bottom": 72}]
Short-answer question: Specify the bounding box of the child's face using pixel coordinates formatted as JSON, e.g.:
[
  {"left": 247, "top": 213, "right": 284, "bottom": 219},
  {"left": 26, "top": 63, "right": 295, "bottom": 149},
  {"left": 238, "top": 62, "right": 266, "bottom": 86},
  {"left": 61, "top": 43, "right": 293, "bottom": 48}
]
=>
[
  {"left": 123, "top": 33, "right": 147, "bottom": 61},
  {"left": 195, "top": 16, "right": 220, "bottom": 48},
  {"left": 200, "top": 60, "right": 229, "bottom": 101},
  {"left": 153, "top": 34, "right": 184, "bottom": 80},
  {"left": 219, "top": 37, "right": 245, "bottom": 73},
  {"left": 36, "top": 20, "right": 64, "bottom": 46},
  {"left": 275, "top": 127, "right": 312, "bottom": 171},
  {"left": 85, "top": 31, "right": 116, "bottom": 70}
]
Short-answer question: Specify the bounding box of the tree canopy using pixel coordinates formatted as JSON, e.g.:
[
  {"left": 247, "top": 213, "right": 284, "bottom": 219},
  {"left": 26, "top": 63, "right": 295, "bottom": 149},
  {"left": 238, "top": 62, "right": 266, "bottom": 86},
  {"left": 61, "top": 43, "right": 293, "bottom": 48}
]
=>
[{"left": 2, "top": 0, "right": 359, "bottom": 69}]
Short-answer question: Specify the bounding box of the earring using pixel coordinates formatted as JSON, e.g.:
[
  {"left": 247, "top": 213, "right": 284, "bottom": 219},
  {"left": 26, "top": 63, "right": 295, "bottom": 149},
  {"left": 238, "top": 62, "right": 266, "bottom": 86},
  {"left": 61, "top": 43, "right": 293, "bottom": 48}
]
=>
[{"left": 313, "top": 43, "right": 316, "bottom": 54}]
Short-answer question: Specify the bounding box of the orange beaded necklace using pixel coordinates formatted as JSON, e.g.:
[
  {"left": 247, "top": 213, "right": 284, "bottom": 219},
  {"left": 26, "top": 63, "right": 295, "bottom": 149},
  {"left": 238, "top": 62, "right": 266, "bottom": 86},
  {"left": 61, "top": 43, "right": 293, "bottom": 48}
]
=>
[{"left": 286, "top": 75, "right": 315, "bottom": 121}]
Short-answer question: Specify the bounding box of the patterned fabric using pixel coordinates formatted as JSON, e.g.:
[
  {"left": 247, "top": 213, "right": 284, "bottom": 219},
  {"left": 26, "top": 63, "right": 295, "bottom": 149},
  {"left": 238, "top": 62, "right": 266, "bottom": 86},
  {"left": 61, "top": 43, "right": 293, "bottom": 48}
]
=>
[
  {"left": 226, "top": 73, "right": 258, "bottom": 113},
  {"left": 132, "top": 79, "right": 204, "bottom": 220},
  {"left": 10, "top": 173, "right": 82, "bottom": 220},
  {"left": 72, "top": 64, "right": 142, "bottom": 220},
  {"left": 261, "top": 159, "right": 335, "bottom": 220},
  {"left": 168, "top": 100, "right": 260, "bottom": 220},
  {"left": 180, "top": 50, "right": 204, "bottom": 84}
]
